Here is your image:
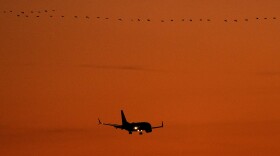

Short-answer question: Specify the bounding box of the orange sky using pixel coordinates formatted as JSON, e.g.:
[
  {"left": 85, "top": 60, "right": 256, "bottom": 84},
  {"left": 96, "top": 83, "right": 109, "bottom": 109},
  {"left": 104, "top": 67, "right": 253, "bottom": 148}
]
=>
[{"left": 1, "top": 0, "right": 280, "bottom": 156}]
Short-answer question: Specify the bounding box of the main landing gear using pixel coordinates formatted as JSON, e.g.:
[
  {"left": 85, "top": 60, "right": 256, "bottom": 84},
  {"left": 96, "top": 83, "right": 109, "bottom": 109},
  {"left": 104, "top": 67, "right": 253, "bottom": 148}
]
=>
[
  {"left": 128, "top": 130, "right": 143, "bottom": 135},
  {"left": 138, "top": 129, "right": 143, "bottom": 135}
]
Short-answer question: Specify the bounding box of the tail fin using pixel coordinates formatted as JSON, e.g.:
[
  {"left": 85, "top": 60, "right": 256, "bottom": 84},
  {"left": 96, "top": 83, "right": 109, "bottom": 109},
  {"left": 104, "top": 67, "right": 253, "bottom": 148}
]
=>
[{"left": 121, "top": 110, "right": 128, "bottom": 125}]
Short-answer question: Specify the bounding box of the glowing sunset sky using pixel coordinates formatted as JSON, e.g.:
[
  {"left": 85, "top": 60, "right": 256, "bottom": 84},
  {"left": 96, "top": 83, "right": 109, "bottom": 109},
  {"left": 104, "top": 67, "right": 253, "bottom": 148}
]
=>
[{"left": 1, "top": 0, "right": 280, "bottom": 155}]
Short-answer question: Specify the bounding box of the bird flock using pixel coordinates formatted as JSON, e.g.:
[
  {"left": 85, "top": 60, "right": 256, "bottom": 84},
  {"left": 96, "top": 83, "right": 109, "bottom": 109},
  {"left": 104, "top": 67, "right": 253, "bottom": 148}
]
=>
[{"left": 1, "top": 9, "right": 279, "bottom": 23}]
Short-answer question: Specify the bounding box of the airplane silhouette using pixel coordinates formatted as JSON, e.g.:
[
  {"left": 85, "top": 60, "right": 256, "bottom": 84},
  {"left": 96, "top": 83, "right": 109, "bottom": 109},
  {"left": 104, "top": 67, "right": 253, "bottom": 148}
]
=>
[{"left": 98, "top": 110, "right": 163, "bottom": 135}]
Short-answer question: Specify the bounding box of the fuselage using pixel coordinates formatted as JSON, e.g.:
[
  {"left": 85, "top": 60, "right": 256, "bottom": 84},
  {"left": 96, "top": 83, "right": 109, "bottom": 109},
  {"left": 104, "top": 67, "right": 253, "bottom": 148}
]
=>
[{"left": 123, "top": 122, "right": 152, "bottom": 133}]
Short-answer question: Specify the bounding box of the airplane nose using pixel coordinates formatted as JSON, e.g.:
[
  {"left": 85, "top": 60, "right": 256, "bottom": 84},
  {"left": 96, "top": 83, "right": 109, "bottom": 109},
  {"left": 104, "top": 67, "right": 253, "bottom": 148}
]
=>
[{"left": 146, "top": 129, "right": 152, "bottom": 133}]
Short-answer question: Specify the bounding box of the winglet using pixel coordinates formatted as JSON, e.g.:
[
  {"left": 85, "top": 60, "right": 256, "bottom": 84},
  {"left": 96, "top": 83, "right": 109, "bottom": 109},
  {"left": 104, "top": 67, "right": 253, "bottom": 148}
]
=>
[
  {"left": 98, "top": 118, "right": 102, "bottom": 125},
  {"left": 152, "top": 121, "right": 164, "bottom": 129}
]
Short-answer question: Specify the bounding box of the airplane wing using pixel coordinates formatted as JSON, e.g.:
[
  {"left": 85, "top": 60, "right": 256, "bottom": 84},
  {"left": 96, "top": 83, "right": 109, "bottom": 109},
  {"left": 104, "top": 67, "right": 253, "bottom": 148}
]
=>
[
  {"left": 98, "top": 118, "right": 123, "bottom": 129},
  {"left": 152, "top": 121, "right": 164, "bottom": 129}
]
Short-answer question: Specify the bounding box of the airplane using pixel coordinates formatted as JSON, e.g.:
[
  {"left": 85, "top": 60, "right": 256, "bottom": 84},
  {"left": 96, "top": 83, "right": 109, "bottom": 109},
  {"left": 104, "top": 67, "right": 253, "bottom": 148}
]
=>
[{"left": 98, "top": 110, "right": 163, "bottom": 135}]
